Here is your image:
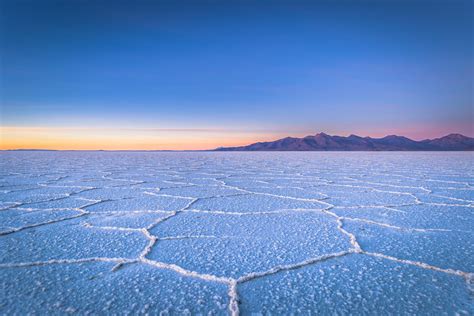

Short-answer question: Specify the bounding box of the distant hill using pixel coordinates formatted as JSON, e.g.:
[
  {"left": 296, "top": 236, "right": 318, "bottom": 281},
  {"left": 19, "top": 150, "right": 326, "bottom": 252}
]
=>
[{"left": 215, "top": 133, "right": 474, "bottom": 151}]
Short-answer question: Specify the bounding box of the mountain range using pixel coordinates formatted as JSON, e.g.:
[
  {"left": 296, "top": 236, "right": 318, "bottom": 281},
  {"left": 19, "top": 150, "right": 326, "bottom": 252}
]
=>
[{"left": 215, "top": 133, "right": 474, "bottom": 151}]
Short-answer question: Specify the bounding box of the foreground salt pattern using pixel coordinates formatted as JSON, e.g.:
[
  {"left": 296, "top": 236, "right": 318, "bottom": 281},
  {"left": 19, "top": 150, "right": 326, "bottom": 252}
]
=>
[{"left": 0, "top": 152, "right": 473, "bottom": 315}]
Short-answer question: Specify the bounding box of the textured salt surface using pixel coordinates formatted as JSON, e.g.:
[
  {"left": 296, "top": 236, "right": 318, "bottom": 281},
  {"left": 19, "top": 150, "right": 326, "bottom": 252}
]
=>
[{"left": 0, "top": 151, "right": 473, "bottom": 315}]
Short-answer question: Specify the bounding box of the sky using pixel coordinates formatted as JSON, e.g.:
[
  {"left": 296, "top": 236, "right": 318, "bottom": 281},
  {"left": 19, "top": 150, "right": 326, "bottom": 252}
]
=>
[{"left": 0, "top": 0, "right": 473, "bottom": 150}]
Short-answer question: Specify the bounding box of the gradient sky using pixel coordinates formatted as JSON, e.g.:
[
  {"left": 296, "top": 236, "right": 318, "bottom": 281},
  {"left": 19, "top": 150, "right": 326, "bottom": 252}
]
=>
[{"left": 1, "top": 0, "right": 473, "bottom": 149}]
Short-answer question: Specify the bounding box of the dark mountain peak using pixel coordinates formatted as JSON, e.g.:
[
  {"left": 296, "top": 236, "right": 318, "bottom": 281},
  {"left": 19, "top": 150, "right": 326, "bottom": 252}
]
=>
[
  {"left": 314, "top": 132, "right": 330, "bottom": 137},
  {"left": 424, "top": 133, "right": 474, "bottom": 150},
  {"left": 214, "top": 133, "right": 474, "bottom": 151},
  {"left": 437, "top": 133, "right": 470, "bottom": 140},
  {"left": 380, "top": 135, "right": 413, "bottom": 141}
]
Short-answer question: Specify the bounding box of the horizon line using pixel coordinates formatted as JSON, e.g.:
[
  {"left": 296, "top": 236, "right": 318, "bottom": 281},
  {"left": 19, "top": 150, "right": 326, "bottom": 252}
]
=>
[{"left": 1, "top": 132, "right": 472, "bottom": 151}]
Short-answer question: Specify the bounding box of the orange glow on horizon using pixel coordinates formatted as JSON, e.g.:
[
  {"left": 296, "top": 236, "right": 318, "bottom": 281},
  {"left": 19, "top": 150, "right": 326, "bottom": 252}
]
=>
[
  {"left": 1, "top": 125, "right": 472, "bottom": 150},
  {"left": 0, "top": 126, "right": 287, "bottom": 150}
]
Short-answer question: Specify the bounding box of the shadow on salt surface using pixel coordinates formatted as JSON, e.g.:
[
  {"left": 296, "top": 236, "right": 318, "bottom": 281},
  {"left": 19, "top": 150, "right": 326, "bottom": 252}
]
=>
[
  {"left": 0, "top": 262, "right": 229, "bottom": 315},
  {"left": 189, "top": 194, "right": 326, "bottom": 213},
  {"left": 239, "top": 254, "right": 474, "bottom": 315},
  {"left": 0, "top": 222, "right": 148, "bottom": 264},
  {"left": 84, "top": 195, "right": 191, "bottom": 212},
  {"left": 344, "top": 221, "right": 474, "bottom": 272},
  {"left": 148, "top": 211, "right": 350, "bottom": 278}
]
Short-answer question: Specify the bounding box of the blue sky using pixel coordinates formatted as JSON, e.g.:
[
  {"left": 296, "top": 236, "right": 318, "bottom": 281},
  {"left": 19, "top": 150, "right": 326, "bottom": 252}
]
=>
[{"left": 0, "top": 0, "right": 472, "bottom": 149}]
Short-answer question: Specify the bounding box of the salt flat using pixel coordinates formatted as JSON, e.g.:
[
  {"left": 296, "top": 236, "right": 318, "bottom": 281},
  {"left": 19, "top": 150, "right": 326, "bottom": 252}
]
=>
[{"left": 0, "top": 151, "right": 473, "bottom": 315}]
